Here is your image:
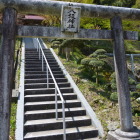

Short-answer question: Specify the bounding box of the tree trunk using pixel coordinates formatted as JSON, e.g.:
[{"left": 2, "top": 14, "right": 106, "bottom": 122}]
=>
[{"left": 65, "top": 47, "right": 71, "bottom": 61}]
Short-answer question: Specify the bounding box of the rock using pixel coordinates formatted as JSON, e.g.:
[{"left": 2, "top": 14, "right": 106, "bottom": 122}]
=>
[
  {"left": 81, "top": 79, "right": 88, "bottom": 83},
  {"left": 136, "top": 97, "right": 140, "bottom": 104},
  {"left": 107, "top": 121, "right": 119, "bottom": 131},
  {"left": 99, "top": 100, "right": 104, "bottom": 104},
  {"left": 102, "top": 109, "right": 109, "bottom": 113}
]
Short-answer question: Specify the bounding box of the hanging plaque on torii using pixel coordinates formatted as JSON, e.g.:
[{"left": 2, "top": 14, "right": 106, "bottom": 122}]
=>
[{"left": 61, "top": 5, "right": 81, "bottom": 33}]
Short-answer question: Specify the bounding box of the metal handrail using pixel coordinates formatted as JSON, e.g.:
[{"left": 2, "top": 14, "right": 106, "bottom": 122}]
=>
[{"left": 33, "top": 38, "right": 66, "bottom": 140}]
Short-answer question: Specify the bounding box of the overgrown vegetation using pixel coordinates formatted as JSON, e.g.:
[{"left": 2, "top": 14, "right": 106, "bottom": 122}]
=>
[
  {"left": 49, "top": 38, "right": 140, "bottom": 138},
  {"left": 10, "top": 39, "right": 22, "bottom": 140},
  {"left": 10, "top": 103, "right": 17, "bottom": 140}
]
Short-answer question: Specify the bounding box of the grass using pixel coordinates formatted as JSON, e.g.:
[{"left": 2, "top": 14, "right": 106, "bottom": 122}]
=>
[{"left": 9, "top": 103, "right": 17, "bottom": 140}]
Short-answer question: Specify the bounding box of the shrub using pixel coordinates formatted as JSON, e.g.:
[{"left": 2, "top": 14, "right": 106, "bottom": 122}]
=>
[
  {"left": 129, "top": 77, "right": 136, "bottom": 85},
  {"left": 136, "top": 83, "right": 140, "bottom": 91},
  {"left": 81, "top": 58, "right": 91, "bottom": 65},
  {"left": 110, "top": 92, "right": 118, "bottom": 101},
  {"left": 94, "top": 49, "right": 107, "bottom": 54},
  {"left": 130, "top": 92, "right": 140, "bottom": 98}
]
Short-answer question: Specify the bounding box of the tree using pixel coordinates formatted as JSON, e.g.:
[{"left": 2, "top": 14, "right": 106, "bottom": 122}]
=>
[{"left": 81, "top": 49, "right": 112, "bottom": 84}]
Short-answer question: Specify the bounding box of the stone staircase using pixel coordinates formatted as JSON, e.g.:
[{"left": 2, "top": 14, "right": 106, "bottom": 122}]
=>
[{"left": 23, "top": 48, "right": 99, "bottom": 140}]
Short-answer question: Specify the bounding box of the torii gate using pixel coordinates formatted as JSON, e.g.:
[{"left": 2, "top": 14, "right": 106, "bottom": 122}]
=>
[{"left": 0, "top": 1, "right": 140, "bottom": 140}]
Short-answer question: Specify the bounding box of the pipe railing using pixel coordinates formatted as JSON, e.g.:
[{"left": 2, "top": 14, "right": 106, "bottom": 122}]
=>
[{"left": 33, "top": 38, "right": 66, "bottom": 140}]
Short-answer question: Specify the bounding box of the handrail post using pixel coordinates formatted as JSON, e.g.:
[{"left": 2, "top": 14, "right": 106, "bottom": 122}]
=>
[
  {"left": 37, "top": 39, "right": 39, "bottom": 52},
  {"left": 39, "top": 41, "right": 40, "bottom": 60},
  {"left": 55, "top": 86, "right": 58, "bottom": 120},
  {"left": 42, "top": 54, "right": 44, "bottom": 71},
  {"left": 46, "top": 65, "right": 49, "bottom": 88},
  {"left": 62, "top": 102, "right": 66, "bottom": 140}
]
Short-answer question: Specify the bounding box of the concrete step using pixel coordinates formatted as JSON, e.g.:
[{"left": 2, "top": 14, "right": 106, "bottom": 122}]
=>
[
  {"left": 25, "top": 53, "right": 53, "bottom": 55},
  {"left": 25, "top": 78, "right": 68, "bottom": 84},
  {"left": 25, "top": 59, "right": 56, "bottom": 63},
  {"left": 24, "top": 99, "right": 81, "bottom": 111},
  {"left": 24, "top": 93, "right": 77, "bottom": 102},
  {"left": 24, "top": 126, "right": 98, "bottom": 140},
  {"left": 25, "top": 74, "right": 65, "bottom": 79},
  {"left": 25, "top": 65, "right": 59, "bottom": 68},
  {"left": 25, "top": 57, "right": 56, "bottom": 60},
  {"left": 24, "top": 88, "right": 74, "bottom": 95},
  {"left": 25, "top": 71, "right": 63, "bottom": 75},
  {"left": 25, "top": 51, "right": 51, "bottom": 53},
  {"left": 24, "top": 47, "right": 99, "bottom": 140},
  {"left": 25, "top": 61, "right": 58, "bottom": 65},
  {"left": 78, "top": 138, "right": 100, "bottom": 140},
  {"left": 25, "top": 56, "right": 54, "bottom": 59},
  {"left": 25, "top": 67, "right": 61, "bottom": 71},
  {"left": 24, "top": 107, "right": 86, "bottom": 120},
  {"left": 25, "top": 63, "right": 59, "bottom": 67},
  {"left": 24, "top": 116, "right": 91, "bottom": 133},
  {"left": 25, "top": 53, "right": 53, "bottom": 56},
  {"left": 25, "top": 82, "right": 70, "bottom": 89}
]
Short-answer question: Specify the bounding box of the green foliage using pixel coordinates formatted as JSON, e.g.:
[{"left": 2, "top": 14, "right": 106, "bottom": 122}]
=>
[
  {"left": 71, "top": 49, "right": 85, "bottom": 64},
  {"left": 42, "top": 15, "right": 60, "bottom": 27},
  {"left": 94, "top": 49, "right": 107, "bottom": 54},
  {"left": 133, "top": 0, "right": 140, "bottom": 8},
  {"left": 93, "top": 0, "right": 136, "bottom": 7},
  {"left": 129, "top": 77, "right": 136, "bottom": 85},
  {"left": 111, "top": 82, "right": 117, "bottom": 90},
  {"left": 80, "top": 17, "right": 110, "bottom": 30},
  {"left": 130, "top": 92, "right": 140, "bottom": 98},
  {"left": 110, "top": 72, "right": 137, "bottom": 91},
  {"left": 81, "top": 58, "right": 91, "bottom": 65},
  {"left": 10, "top": 103, "right": 17, "bottom": 140},
  {"left": 89, "top": 60, "right": 104, "bottom": 67},
  {"left": 110, "top": 92, "right": 118, "bottom": 101},
  {"left": 136, "top": 83, "right": 140, "bottom": 91},
  {"left": 81, "top": 49, "right": 112, "bottom": 84}
]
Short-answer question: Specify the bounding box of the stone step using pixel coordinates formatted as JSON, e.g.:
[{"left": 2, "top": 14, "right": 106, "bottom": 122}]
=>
[
  {"left": 24, "top": 107, "right": 86, "bottom": 121},
  {"left": 24, "top": 93, "right": 77, "bottom": 102},
  {"left": 24, "top": 99, "right": 81, "bottom": 111},
  {"left": 25, "top": 74, "right": 65, "bottom": 79},
  {"left": 24, "top": 116, "right": 91, "bottom": 133},
  {"left": 24, "top": 88, "right": 74, "bottom": 95},
  {"left": 25, "top": 82, "right": 70, "bottom": 89},
  {"left": 24, "top": 126, "right": 98, "bottom": 140},
  {"left": 25, "top": 78, "right": 68, "bottom": 84}
]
